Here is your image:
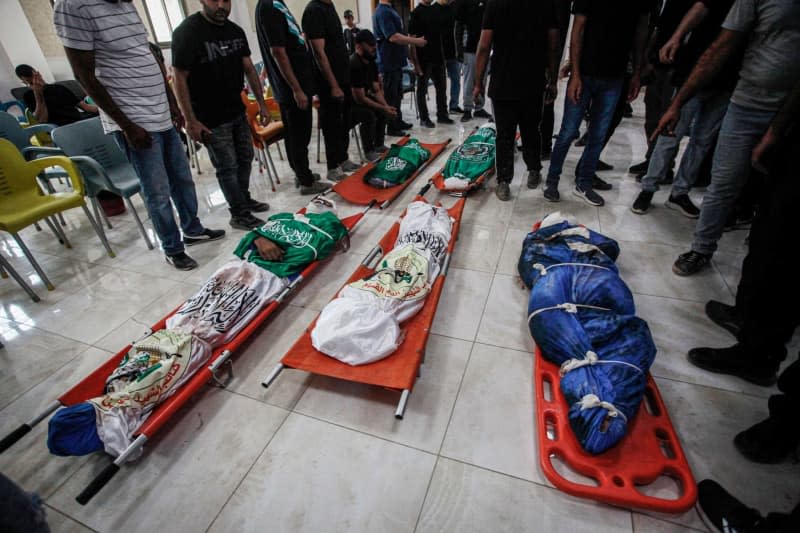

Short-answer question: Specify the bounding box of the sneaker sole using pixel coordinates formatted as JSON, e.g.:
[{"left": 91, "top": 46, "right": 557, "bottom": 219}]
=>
[
  {"left": 665, "top": 200, "right": 700, "bottom": 219},
  {"left": 687, "top": 353, "right": 777, "bottom": 387},
  {"left": 527, "top": 182, "right": 540, "bottom": 190},
  {"left": 165, "top": 257, "right": 197, "bottom": 271},
  {"left": 671, "top": 261, "right": 709, "bottom": 276},
  {"left": 572, "top": 188, "right": 603, "bottom": 206},
  {"left": 630, "top": 205, "right": 649, "bottom": 215},
  {"left": 184, "top": 234, "right": 225, "bottom": 246}
]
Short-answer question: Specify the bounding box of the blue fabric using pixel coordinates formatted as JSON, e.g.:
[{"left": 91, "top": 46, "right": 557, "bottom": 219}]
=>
[
  {"left": 373, "top": 4, "right": 406, "bottom": 73},
  {"left": 520, "top": 219, "right": 657, "bottom": 454},
  {"left": 47, "top": 403, "right": 104, "bottom": 457}
]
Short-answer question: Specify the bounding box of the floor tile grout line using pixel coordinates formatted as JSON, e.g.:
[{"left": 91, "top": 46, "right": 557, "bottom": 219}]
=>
[
  {"left": 43, "top": 502, "right": 99, "bottom": 533},
  {"left": 411, "top": 454, "right": 442, "bottom": 533},
  {"left": 434, "top": 340, "right": 478, "bottom": 457}
]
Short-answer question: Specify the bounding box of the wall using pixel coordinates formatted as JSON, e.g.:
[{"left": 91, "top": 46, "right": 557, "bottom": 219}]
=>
[{"left": 0, "top": 0, "right": 54, "bottom": 83}]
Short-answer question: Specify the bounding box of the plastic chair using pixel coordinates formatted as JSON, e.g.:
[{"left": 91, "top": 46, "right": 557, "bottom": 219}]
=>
[
  {"left": 0, "top": 138, "right": 115, "bottom": 291},
  {"left": 241, "top": 93, "right": 284, "bottom": 191},
  {"left": 0, "top": 100, "right": 27, "bottom": 123},
  {"left": 23, "top": 109, "right": 55, "bottom": 146},
  {"left": 0, "top": 252, "right": 40, "bottom": 302},
  {"left": 51, "top": 117, "right": 153, "bottom": 249}
]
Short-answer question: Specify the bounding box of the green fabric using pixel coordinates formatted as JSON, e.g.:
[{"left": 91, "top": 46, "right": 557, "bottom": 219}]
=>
[
  {"left": 365, "top": 138, "right": 431, "bottom": 188},
  {"left": 443, "top": 125, "right": 496, "bottom": 181},
  {"left": 233, "top": 211, "right": 347, "bottom": 277}
]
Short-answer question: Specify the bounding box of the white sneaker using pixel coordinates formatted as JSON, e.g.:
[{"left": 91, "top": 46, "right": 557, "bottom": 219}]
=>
[{"left": 326, "top": 166, "right": 346, "bottom": 182}]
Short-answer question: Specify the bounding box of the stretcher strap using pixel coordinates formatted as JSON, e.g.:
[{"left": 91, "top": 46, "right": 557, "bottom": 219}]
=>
[
  {"left": 527, "top": 302, "right": 611, "bottom": 324},
  {"left": 578, "top": 393, "right": 627, "bottom": 422},
  {"left": 532, "top": 262, "right": 612, "bottom": 276},
  {"left": 559, "top": 350, "right": 645, "bottom": 377}
]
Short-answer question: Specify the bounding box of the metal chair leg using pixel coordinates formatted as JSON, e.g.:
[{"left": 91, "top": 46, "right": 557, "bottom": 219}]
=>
[
  {"left": 126, "top": 197, "right": 154, "bottom": 250},
  {"left": 81, "top": 205, "right": 115, "bottom": 258},
  {"left": 12, "top": 233, "right": 54, "bottom": 290},
  {"left": 48, "top": 216, "right": 71, "bottom": 249},
  {"left": 352, "top": 127, "right": 364, "bottom": 162},
  {"left": 92, "top": 197, "right": 112, "bottom": 230},
  {"left": 277, "top": 141, "right": 284, "bottom": 160},
  {"left": 0, "top": 253, "right": 40, "bottom": 302},
  {"left": 316, "top": 125, "right": 321, "bottom": 164},
  {"left": 262, "top": 148, "right": 276, "bottom": 192},
  {"left": 43, "top": 216, "right": 65, "bottom": 245},
  {"left": 265, "top": 147, "right": 280, "bottom": 185}
]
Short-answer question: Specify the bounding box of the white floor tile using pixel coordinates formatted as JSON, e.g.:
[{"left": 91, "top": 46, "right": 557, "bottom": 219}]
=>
[
  {"left": 431, "top": 267, "right": 493, "bottom": 341},
  {"left": 475, "top": 273, "right": 534, "bottom": 352},
  {"left": 449, "top": 222, "right": 504, "bottom": 273}
]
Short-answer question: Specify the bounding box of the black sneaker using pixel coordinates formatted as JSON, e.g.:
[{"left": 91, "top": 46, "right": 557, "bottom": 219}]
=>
[
  {"left": 230, "top": 214, "right": 265, "bottom": 231},
  {"left": 687, "top": 344, "right": 778, "bottom": 386},
  {"left": 705, "top": 300, "right": 742, "bottom": 337},
  {"left": 629, "top": 160, "right": 649, "bottom": 174},
  {"left": 400, "top": 120, "right": 414, "bottom": 129},
  {"left": 734, "top": 411, "right": 800, "bottom": 464},
  {"left": 495, "top": 182, "right": 511, "bottom": 201},
  {"left": 386, "top": 128, "right": 408, "bottom": 137},
  {"left": 591, "top": 176, "right": 612, "bottom": 191},
  {"left": 438, "top": 116, "right": 455, "bottom": 125},
  {"left": 666, "top": 194, "right": 699, "bottom": 218},
  {"left": 420, "top": 118, "right": 435, "bottom": 128},
  {"left": 573, "top": 186, "right": 605, "bottom": 206},
  {"left": 247, "top": 199, "right": 270, "bottom": 213},
  {"left": 673, "top": 250, "right": 711, "bottom": 276},
  {"left": 165, "top": 252, "right": 198, "bottom": 271},
  {"left": 543, "top": 186, "right": 560, "bottom": 202},
  {"left": 184, "top": 228, "right": 226, "bottom": 246},
  {"left": 527, "top": 170, "right": 541, "bottom": 189},
  {"left": 696, "top": 480, "right": 768, "bottom": 533},
  {"left": 631, "top": 191, "right": 654, "bottom": 214},
  {"left": 596, "top": 160, "right": 613, "bottom": 171},
  {"left": 460, "top": 111, "right": 472, "bottom": 123},
  {"left": 299, "top": 181, "right": 329, "bottom": 195},
  {"left": 474, "top": 109, "right": 492, "bottom": 119},
  {"left": 449, "top": 106, "right": 464, "bottom": 114}
]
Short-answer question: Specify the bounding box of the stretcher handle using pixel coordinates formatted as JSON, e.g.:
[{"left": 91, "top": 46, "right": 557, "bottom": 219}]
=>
[
  {"left": 76, "top": 463, "right": 120, "bottom": 505},
  {"left": 418, "top": 183, "right": 432, "bottom": 197},
  {"left": 0, "top": 424, "right": 31, "bottom": 454}
]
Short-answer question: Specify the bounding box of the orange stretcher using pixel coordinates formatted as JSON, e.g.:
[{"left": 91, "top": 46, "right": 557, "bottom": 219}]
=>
[
  {"left": 0, "top": 205, "right": 372, "bottom": 505},
  {"left": 262, "top": 186, "right": 465, "bottom": 418},
  {"left": 430, "top": 128, "right": 516, "bottom": 196},
  {"left": 328, "top": 136, "right": 452, "bottom": 208}
]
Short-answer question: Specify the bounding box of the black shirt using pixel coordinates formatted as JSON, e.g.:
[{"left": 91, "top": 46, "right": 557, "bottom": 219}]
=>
[
  {"left": 343, "top": 26, "right": 359, "bottom": 56},
  {"left": 440, "top": 2, "right": 457, "bottom": 60},
  {"left": 455, "top": 0, "right": 487, "bottom": 54},
  {"left": 409, "top": 2, "right": 445, "bottom": 65},
  {"left": 349, "top": 53, "right": 379, "bottom": 96},
  {"left": 482, "top": 0, "right": 558, "bottom": 100},
  {"left": 22, "top": 84, "right": 93, "bottom": 126},
  {"left": 573, "top": 0, "right": 653, "bottom": 78},
  {"left": 673, "top": 0, "right": 738, "bottom": 90},
  {"left": 255, "top": 0, "right": 316, "bottom": 105},
  {"left": 648, "top": 0, "right": 695, "bottom": 67},
  {"left": 302, "top": 0, "right": 351, "bottom": 89},
  {"left": 172, "top": 13, "right": 250, "bottom": 128}
]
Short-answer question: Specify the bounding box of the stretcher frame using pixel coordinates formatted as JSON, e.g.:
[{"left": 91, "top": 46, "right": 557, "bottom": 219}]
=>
[
  {"left": 0, "top": 203, "right": 373, "bottom": 505},
  {"left": 430, "top": 126, "right": 502, "bottom": 197},
  {"left": 327, "top": 136, "right": 452, "bottom": 208},
  {"left": 262, "top": 184, "right": 465, "bottom": 419}
]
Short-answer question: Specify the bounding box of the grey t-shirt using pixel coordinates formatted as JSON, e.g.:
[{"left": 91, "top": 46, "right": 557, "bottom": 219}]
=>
[{"left": 723, "top": 0, "right": 800, "bottom": 112}]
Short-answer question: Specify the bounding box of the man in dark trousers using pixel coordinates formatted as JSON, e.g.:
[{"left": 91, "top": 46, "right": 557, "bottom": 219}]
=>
[
  {"left": 255, "top": 0, "right": 328, "bottom": 195},
  {"left": 544, "top": 0, "right": 651, "bottom": 207},
  {"left": 439, "top": 0, "right": 462, "bottom": 114},
  {"left": 474, "top": 0, "right": 560, "bottom": 201},
  {"left": 343, "top": 9, "right": 359, "bottom": 55},
  {"left": 373, "top": 0, "right": 427, "bottom": 136},
  {"left": 409, "top": 0, "right": 455, "bottom": 128},
  {"left": 455, "top": 0, "right": 492, "bottom": 122},
  {"left": 303, "top": 0, "right": 360, "bottom": 182},
  {"left": 172, "top": 0, "right": 270, "bottom": 231}
]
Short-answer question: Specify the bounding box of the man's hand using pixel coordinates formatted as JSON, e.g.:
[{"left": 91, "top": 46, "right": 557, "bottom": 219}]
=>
[
  {"left": 384, "top": 105, "right": 398, "bottom": 118},
  {"left": 413, "top": 36, "right": 427, "bottom": 48},
  {"left": 627, "top": 73, "right": 642, "bottom": 102},
  {"left": 258, "top": 102, "right": 270, "bottom": 126},
  {"left": 123, "top": 123, "right": 153, "bottom": 150},
  {"left": 186, "top": 119, "right": 213, "bottom": 144},
  {"left": 751, "top": 126, "right": 779, "bottom": 174},
  {"left": 544, "top": 82, "right": 558, "bottom": 105},
  {"left": 651, "top": 104, "right": 681, "bottom": 141},
  {"left": 472, "top": 81, "right": 483, "bottom": 103},
  {"left": 293, "top": 89, "right": 309, "bottom": 110},
  {"left": 331, "top": 85, "right": 344, "bottom": 101},
  {"left": 415, "top": 66, "right": 424, "bottom": 77},
  {"left": 567, "top": 75, "right": 582, "bottom": 104},
  {"left": 254, "top": 237, "right": 284, "bottom": 262},
  {"left": 559, "top": 62, "right": 572, "bottom": 80},
  {"left": 31, "top": 72, "right": 46, "bottom": 93},
  {"left": 659, "top": 38, "right": 681, "bottom": 64}
]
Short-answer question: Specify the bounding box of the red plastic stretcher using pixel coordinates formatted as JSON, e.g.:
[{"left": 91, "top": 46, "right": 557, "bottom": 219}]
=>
[
  {"left": 0, "top": 206, "right": 371, "bottom": 505},
  {"left": 262, "top": 187, "right": 465, "bottom": 418},
  {"left": 329, "top": 136, "right": 451, "bottom": 208}
]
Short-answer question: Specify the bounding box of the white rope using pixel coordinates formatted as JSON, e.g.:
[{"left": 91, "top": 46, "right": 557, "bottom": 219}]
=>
[
  {"left": 527, "top": 302, "right": 611, "bottom": 324},
  {"left": 578, "top": 394, "right": 627, "bottom": 422},
  {"left": 532, "top": 262, "right": 612, "bottom": 276},
  {"left": 559, "top": 351, "right": 645, "bottom": 377}
]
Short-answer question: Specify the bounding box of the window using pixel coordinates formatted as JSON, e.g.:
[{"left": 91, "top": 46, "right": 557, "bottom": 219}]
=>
[{"left": 142, "top": 0, "right": 186, "bottom": 45}]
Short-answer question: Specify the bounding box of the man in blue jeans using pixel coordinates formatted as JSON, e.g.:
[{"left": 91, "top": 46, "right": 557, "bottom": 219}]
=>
[
  {"left": 440, "top": 0, "right": 463, "bottom": 114},
  {"left": 54, "top": 0, "right": 224, "bottom": 271},
  {"left": 653, "top": 0, "right": 800, "bottom": 276},
  {"left": 631, "top": 0, "right": 737, "bottom": 218},
  {"left": 172, "top": 0, "right": 271, "bottom": 231},
  {"left": 373, "top": 0, "right": 427, "bottom": 136},
  {"left": 544, "top": 0, "right": 650, "bottom": 207}
]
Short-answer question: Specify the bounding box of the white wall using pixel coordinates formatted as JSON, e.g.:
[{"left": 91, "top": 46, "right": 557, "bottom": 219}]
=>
[{"left": 0, "top": 0, "right": 54, "bottom": 84}]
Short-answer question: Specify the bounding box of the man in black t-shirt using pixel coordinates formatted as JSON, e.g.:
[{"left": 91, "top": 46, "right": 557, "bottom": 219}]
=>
[
  {"left": 303, "top": 0, "right": 359, "bottom": 181},
  {"left": 439, "top": 0, "right": 462, "bottom": 114},
  {"left": 349, "top": 30, "right": 397, "bottom": 161},
  {"left": 255, "top": 0, "right": 327, "bottom": 195},
  {"left": 409, "top": 0, "right": 454, "bottom": 128},
  {"left": 455, "top": 0, "right": 491, "bottom": 121},
  {"left": 172, "top": 0, "right": 270, "bottom": 230},
  {"left": 473, "top": 0, "right": 560, "bottom": 202},
  {"left": 545, "top": 0, "right": 651, "bottom": 207},
  {"left": 343, "top": 9, "right": 359, "bottom": 55},
  {"left": 15, "top": 64, "right": 97, "bottom": 126}
]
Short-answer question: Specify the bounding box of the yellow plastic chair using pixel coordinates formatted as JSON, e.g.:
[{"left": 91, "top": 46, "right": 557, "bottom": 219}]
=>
[{"left": 0, "top": 138, "right": 115, "bottom": 292}]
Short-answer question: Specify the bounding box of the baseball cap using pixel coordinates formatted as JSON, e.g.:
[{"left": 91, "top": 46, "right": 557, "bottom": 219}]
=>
[{"left": 343, "top": 9, "right": 354, "bottom": 17}]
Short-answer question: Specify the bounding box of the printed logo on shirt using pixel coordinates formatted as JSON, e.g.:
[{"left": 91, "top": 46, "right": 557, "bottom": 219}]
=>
[
  {"left": 350, "top": 244, "right": 431, "bottom": 301},
  {"left": 396, "top": 230, "right": 447, "bottom": 261},
  {"left": 176, "top": 276, "right": 261, "bottom": 333},
  {"left": 261, "top": 220, "right": 314, "bottom": 249},
  {"left": 202, "top": 37, "right": 248, "bottom": 63},
  {"left": 384, "top": 157, "right": 411, "bottom": 172}
]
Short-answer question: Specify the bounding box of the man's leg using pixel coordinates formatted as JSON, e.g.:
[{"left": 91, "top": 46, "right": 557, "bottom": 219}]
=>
[
  {"left": 462, "top": 52, "right": 476, "bottom": 113},
  {"left": 161, "top": 127, "right": 204, "bottom": 236},
  {"left": 280, "top": 102, "right": 314, "bottom": 186},
  {"left": 517, "top": 90, "right": 544, "bottom": 172},
  {"left": 352, "top": 103, "right": 377, "bottom": 152},
  {"left": 690, "top": 103, "right": 775, "bottom": 256},
  {"left": 492, "top": 99, "right": 518, "bottom": 184},
  {"left": 446, "top": 58, "right": 461, "bottom": 111},
  {"left": 113, "top": 130, "right": 185, "bottom": 256},
  {"left": 431, "top": 61, "right": 448, "bottom": 121},
  {"left": 546, "top": 85, "right": 591, "bottom": 190},
  {"left": 342, "top": 88, "right": 352, "bottom": 155},
  {"left": 671, "top": 90, "right": 731, "bottom": 196},
  {"left": 575, "top": 77, "right": 622, "bottom": 192},
  {"left": 643, "top": 68, "right": 674, "bottom": 160},
  {"left": 231, "top": 114, "right": 255, "bottom": 203},
  {"left": 319, "top": 92, "right": 347, "bottom": 170},
  {"left": 475, "top": 57, "right": 489, "bottom": 113},
  {"left": 540, "top": 100, "right": 555, "bottom": 155},
  {"left": 416, "top": 63, "right": 433, "bottom": 122},
  {"left": 205, "top": 119, "right": 252, "bottom": 217},
  {"left": 382, "top": 69, "right": 403, "bottom": 129},
  {"left": 639, "top": 96, "right": 699, "bottom": 193},
  {"left": 374, "top": 110, "right": 386, "bottom": 148}
]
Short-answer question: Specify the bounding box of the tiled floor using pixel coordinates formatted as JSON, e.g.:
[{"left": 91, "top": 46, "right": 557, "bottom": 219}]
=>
[{"left": 1, "top": 86, "right": 797, "bottom": 533}]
